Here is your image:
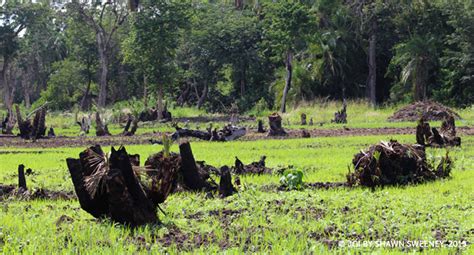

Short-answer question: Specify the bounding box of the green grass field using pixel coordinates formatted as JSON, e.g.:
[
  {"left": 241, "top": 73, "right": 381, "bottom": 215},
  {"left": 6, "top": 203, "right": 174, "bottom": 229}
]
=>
[
  {"left": 1, "top": 133, "right": 473, "bottom": 253},
  {"left": 9, "top": 100, "right": 473, "bottom": 137}
]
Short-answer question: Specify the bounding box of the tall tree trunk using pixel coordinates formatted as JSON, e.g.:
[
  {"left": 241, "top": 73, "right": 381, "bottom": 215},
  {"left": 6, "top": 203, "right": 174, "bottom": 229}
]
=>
[
  {"left": 414, "top": 61, "right": 428, "bottom": 101},
  {"left": 197, "top": 82, "right": 208, "bottom": 109},
  {"left": 80, "top": 79, "right": 92, "bottom": 111},
  {"left": 23, "top": 80, "right": 30, "bottom": 108},
  {"left": 156, "top": 84, "right": 164, "bottom": 120},
  {"left": 97, "top": 33, "right": 108, "bottom": 108},
  {"left": 143, "top": 74, "right": 148, "bottom": 108},
  {"left": 367, "top": 26, "right": 377, "bottom": 106},
  {"left": 1, "top": 60, "right": 13, "bottom": 111},
  {"left": 280, "top": 50, "right": 293, "bottom": 113},
  {"left": 240, "top": 63, "right": 246, "bottom": 97}
]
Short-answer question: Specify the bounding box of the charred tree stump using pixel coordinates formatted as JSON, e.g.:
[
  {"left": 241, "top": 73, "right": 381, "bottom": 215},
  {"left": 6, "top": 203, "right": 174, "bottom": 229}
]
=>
[
  {"left": 16, "top": 105, "right": 32, "bottom": 139},
  {"left": 96, "top": 112, "right": 111, "bottom": 136},
  {"left": 48, "top": 127, "right": 56, "bottom": 138},
  {"left": 123, "top": 114, "right": 139, "bottom": 136},
  {"left": 300, "top": 113, "right": 307, "bottom": 125},
  {"left": 179, "top": 141, "right": 215, "bottom": 191},
  {"left": 257, "top": 120, "right": 265, "bottom": 133},
  {"left": 66, "top": 145, "right": 159, "bottom": 226},
  {"left": 332, "top": 102, "right": 347, "bottom": 124},
  {"left": 267, "top": 113, "right": 287, "bottom": 136},
  {"left": 32, "top": 108, "right": 47, "bottom": 141},
  {"left": 18, "top": 164, "right": 27, "bottom": 190},
  {"left": 416, "top": 117, "right": 460, "bottom": 147},
  {"left": 219, "top": 166, "right": 236, "bottom": 198},
  {"left": 233, "top": 156, "right": 271, "bottom": 174}
]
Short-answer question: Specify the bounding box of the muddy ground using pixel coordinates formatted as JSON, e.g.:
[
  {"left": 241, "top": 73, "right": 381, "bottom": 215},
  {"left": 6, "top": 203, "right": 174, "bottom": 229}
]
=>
[{"left": 1, "top": 126, "right": 474, "bottom": 148}]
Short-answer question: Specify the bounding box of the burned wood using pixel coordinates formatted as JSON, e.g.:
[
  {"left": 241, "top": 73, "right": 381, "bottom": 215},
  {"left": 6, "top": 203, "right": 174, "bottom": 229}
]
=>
[
  {"left": 267, "top": 113, "right": 287, "bottom": 136},
  {"left": 257, "top": 119, "right": 265, "bottom": 133},
  {"left": 18, "top": 164, "right": 27, "bottom": 190},
  {"left": 122, "top": 114, "right": 139, "bottom": 136},
  {"left": 332, "top": 101, "right": 347, "bottom": 124},
  {"left": 179, "top": 141, "right": 216, "bottom": 191},
  {"left": 95, "top": 112, "right": 111, "bottom": 136},
  {"left": 233, "top": 156, "right": 271, "bottom": 174},
  {"left": 48, "top": 127, "right": 56, "bottom": 138},
  {"left": 66, "top": 145, "right": 168, "bottom": 226},
  {"left": 172, "top": 124, "right": 246, "bottom": 141},
  {"left": 301, "top": 113, "right": 307, "bottom": 125},
  {"left": 416, "top": 117, "right": 461, "bottom": 147},
  {"left": 219, "top": 166, "right": 237, "bottom": 198},
  {"left": 348, "top": 140, "right": 452, "bottom": 187},
  {"left": 16, "top": 105, "right": 47, "bottom": 140}
]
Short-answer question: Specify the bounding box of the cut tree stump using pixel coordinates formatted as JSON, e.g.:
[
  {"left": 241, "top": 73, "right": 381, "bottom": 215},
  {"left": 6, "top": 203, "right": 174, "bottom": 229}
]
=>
[
  {"left": 219, "top": 166, "right": 237, "bottom": 198},
  {"left": 416, "top": 116, "right": 461, "bottom": 147},
  {"left": 300, "top": 113, "right": 307, "bottom": 125},
  {"left": 332, "top": 101, "right": 347, "bottom": 124},
  {"left": 95, "top": 112, "right": 111, "bottom": 136},
  {"left": 233, "top": 156, "right": 271, "bottom": 174},
  {"left": 18, "top": 164, "right": 27, "bottom": 190},
  {"left": 257, "top": 120, "right": 265, "bottom": 133},
  {"left": 66, "top": 145, "right": 166, "bottom": 226},
  {"left": 179, "top": 141, "right": 216, "bottom": 191},
  {"left": 267, "top": 113, "right": 287, "bottom": 136},
  {"left": 16, "top": 105, "right": 47, "bottom": 140},
  {"left": 122, "top": 114, "right": 139, "bottom": 136}
]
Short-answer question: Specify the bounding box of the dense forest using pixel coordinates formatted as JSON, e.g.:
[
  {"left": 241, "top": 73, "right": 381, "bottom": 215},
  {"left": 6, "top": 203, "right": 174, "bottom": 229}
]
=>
[{"left": 1, "top": 0, "right": 473, "bottom": 114}]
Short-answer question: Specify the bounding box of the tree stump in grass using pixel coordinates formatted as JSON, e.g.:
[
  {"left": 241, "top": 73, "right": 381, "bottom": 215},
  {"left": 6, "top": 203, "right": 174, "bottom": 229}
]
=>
[
  {"left": 300, "top": 113, "right": 307, "bottom": 125},
  {"left": 267, "top": 113, "right": 287, "bottom": 136},
  {"left": 66, "top": 145, "right": 161, "bottom": 226},
  {"left": 95, "top": 112, "right": 111, "bottom": 136},
  {"left": 219, "top": 166, "right": 237, "bottom": 198}
]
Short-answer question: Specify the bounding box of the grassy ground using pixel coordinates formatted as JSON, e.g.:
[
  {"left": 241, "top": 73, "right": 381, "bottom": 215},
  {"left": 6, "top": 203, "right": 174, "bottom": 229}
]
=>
[
  {"left": 0, "top": 134, "right": 473, "bottom": 253},
  {"left": 11, "top": 100, "right": 469, "bottom": 137}
]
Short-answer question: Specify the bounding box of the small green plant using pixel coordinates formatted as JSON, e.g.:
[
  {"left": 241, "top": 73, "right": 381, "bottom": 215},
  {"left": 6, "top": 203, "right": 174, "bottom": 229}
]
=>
[
  {"left": 162, "top": 134, "right": 173, "bottom": 158},
  {"left": 279, "top": 169, "right": 304, "bottom": 190}
]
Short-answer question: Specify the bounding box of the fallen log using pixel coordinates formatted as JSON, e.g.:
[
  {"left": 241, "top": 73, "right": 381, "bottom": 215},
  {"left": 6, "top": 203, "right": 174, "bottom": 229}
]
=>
[
  {"left": 348, "top": 140, "right": 452, "bottom": 187},
  {"left": 416, "top": 117, "right": 461, "bottom": 147},
  {"left": 172, "top": 124, "right": 246, "bottom": 141}
]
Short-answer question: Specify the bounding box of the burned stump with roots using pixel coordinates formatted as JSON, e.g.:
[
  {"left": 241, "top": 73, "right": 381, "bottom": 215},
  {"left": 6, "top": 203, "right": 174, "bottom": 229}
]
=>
[
  {"left": 416, "top": 116, "right": 461, "bottom": 147},
  {"left": 348, "top": 140, "right": 452, "bottom": 188},
  {"left": 66, "top": 141, "right": 236, "bottom": 226}
]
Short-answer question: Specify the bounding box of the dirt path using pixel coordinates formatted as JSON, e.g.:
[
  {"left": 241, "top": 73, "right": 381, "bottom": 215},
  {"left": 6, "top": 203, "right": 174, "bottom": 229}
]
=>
[{"left": 1, "top": 127, "right": 473, "bottom": 148}]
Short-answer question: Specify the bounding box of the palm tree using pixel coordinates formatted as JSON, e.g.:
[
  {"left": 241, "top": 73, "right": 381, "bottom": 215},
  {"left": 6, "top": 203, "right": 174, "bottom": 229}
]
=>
[{"left": 390, "top": 35, "right": 438, "bottom": 101}]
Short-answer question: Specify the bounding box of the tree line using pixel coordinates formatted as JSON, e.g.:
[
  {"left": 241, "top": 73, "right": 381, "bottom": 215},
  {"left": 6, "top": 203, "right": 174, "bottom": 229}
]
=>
[{"left": 1, "top": 0, "right": 473, "bottom": 115}]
